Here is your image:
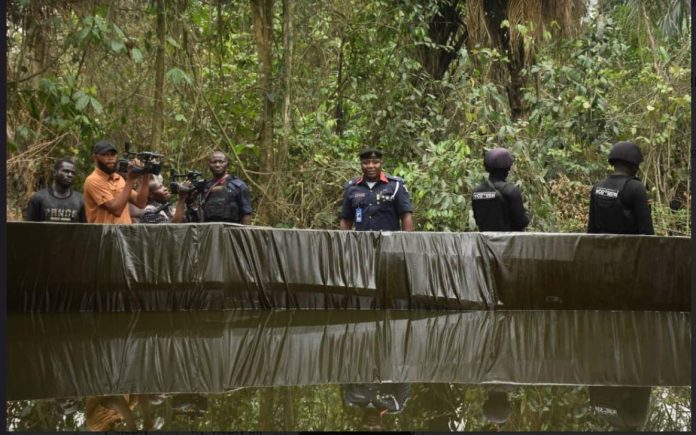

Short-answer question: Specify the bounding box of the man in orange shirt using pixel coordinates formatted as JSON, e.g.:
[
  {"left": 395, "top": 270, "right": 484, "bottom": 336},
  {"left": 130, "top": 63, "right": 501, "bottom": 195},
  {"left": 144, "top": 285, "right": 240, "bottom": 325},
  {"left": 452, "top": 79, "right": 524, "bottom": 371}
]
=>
[{"left": 83, "top": 140, "right": 150, "bottom": 223}]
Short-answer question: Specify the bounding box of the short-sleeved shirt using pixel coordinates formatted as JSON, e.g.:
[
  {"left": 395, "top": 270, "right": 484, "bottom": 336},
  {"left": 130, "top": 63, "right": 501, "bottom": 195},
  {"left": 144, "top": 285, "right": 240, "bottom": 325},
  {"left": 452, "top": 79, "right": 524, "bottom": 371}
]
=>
[
  {"left": 83, "top": 167, "right": 133, "bottom": 224},
  {"left": 25, "top": 187, "right": 86, "bottom": 222},
  {"left": 85, "top": 395, "right": 139, "bottom": 431},
  {"left": 340, "top": 172, "right": 413, "bottom": 231}
]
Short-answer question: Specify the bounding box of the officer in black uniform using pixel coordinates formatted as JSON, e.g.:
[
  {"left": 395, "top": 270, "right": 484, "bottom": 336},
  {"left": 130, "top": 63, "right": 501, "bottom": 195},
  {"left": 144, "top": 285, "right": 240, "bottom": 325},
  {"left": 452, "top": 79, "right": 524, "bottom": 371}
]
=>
[
  {"left": 589, "top": 386, "right": 651, "bottom": 431},
  {"left": 340, "top": 148, "right": 413, "bottom": 231},
  {"left": 481, "top": 385, "right": 515, "bottom": 425},
  {"left": 198, "top": 151, "right": 253, "bottom": 224},
  {"left": 588, "top": 141, "right": 654, "bottom": 234},
  {"left": 472, "top": 147, "right": 529, "bottom": 231}
]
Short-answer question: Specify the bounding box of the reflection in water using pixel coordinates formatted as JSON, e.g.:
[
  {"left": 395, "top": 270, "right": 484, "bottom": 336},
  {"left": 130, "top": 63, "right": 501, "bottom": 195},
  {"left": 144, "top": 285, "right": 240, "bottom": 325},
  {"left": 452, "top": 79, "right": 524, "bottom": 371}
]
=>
[
  {"left": 343, "top": 383, "right": 411, "bottom": 431},
  {"left": 482, "top": 385, "right": 516, "bottom": 424},
  {"left": 589, "top": 387, "right": 651, "bottom": 431},
  {"left": 6, "top": 309, "right": 690, "bottom": 431},
  {"left": 6, "top": 384, "right": 691, "bottom": 431}
]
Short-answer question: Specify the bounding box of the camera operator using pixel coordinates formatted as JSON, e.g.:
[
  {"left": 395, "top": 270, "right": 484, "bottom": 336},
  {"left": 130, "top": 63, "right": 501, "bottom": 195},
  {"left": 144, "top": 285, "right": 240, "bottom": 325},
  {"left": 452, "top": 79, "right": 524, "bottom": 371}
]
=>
[
  {"left": 131, "top": 175, "right": 188, "bottom": 224},
  {"left": 83, "top": 140, "right": 150, "bottom": 224}
]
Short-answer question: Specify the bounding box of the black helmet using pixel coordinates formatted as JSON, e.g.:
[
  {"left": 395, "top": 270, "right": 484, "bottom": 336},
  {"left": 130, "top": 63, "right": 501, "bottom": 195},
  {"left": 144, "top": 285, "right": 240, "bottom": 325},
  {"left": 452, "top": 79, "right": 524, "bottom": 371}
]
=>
[
  {"left": 608, "top": 141, "right": 643, "bottom": 166},
  {"left": 482, "top": 391, "right": 512, "bottom": 424},
  {"left": 484, "top": 148, "right": 514, "bottom": 170}
]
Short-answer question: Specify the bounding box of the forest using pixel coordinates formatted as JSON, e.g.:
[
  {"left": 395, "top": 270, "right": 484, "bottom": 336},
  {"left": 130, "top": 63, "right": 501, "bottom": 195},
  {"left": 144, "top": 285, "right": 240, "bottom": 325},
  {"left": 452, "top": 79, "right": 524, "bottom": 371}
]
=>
[{"left": 6, "top": 0, "right": 691, "bottom": 234}]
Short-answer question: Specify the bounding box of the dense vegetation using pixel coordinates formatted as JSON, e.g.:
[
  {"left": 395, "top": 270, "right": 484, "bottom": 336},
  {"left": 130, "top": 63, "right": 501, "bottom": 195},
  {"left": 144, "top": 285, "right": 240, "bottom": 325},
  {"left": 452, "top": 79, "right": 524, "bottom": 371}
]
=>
[{"left": 6, "top": 0, "right": 691, "bottom": 235}]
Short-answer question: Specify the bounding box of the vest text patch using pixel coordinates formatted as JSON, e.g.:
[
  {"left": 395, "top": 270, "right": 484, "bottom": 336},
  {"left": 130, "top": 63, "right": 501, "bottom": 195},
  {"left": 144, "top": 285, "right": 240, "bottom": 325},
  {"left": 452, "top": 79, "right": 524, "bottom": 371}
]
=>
[
  {"left": 473, "top": 192, "right": 497, "bottom": 200},
  {"left": 595, "top": 187, "right": 619, "bottom": 198}
]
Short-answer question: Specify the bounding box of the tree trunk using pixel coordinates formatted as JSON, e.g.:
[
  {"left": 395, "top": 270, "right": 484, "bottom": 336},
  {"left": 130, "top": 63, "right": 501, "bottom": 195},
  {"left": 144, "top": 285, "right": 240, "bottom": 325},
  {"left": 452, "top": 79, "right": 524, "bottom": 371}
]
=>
[
  {"left": 28, "top": 2, "right": 46, "bottom": 91},
  {"left": 259, "top": 388, "right": 274, "bottom": 430},
  {"left": 151, "top": 0, "right": 166, "bottom": 151},
  {"left": 281, "top": 0, "right": 293, "bottom": 169},
  {"left": 505, "top": 41, "right": 525, "bottom": 121},
  {"left": 334, "top": 37, "right": 345, "bottom": 136},
  {"left": 416, "top": 0, "right": 467, "bottom": 80},
  {"left": 251, "top": 0, "right": 275, "bottom": 224}
]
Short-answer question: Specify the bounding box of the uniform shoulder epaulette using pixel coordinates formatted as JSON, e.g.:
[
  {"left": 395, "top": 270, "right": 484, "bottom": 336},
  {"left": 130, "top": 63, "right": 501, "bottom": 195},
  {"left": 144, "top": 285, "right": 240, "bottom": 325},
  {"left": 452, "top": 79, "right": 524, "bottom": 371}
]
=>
[
  {"left": 385, "top": 174, "right": 404, "bottom": 182},
  {"left": 228, "top": 176, "right": 247, "bottom": 188},
  {"left": 345, "top": 177, "right": 359, "bottom": 188}
]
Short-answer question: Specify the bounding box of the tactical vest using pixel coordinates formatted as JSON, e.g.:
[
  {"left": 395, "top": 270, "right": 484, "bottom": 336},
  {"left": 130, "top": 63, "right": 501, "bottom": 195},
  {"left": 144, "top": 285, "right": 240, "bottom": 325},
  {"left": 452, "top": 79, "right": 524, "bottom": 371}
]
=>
[
  {"left": 202, "top": 176, "right": 243, "bottom": 223},
  {"left": 472, "top": 179, "right": 511, "bottom": 231},
  {"left": 590, "top": 176, "right": 636, "bottom": 233}
]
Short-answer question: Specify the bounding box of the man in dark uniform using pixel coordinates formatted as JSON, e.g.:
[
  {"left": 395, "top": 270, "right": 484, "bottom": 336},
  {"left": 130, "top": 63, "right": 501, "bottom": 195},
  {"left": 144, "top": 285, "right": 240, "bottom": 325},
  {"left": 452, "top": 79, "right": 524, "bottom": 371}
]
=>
[
  {"left": 589, "top": 386, "right": 651, "bottom": 431},
  {"left": 25, "top": 157, "right": 87, "bottom": 222},
  {"left": 588, "top": 141, "right": 654, "bottom": 234},
  {"left": 340, "top": 148, "right": 413, "bottom": 231},
  {"left": 472, "top": 147, "right": 529, "bottom": 231},
  {"left": 198, "top": 151, "right": 253, "bottom": 224}
]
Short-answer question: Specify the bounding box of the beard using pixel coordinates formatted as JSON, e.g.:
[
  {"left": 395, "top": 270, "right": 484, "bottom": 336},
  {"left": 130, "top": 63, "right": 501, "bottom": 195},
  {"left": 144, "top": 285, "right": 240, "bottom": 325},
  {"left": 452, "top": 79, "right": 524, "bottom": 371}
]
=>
[{"left": 97, "top": 160, "right": 116, "bottom": 174}]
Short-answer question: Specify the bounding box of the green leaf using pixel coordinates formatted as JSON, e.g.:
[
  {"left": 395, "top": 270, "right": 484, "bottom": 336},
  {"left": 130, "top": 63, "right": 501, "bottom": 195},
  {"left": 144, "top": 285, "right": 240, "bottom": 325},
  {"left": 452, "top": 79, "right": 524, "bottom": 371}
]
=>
[
  {"left": 166, "top": 67, "right": 192, "bottom": 85},
  {"left": 110, "top": 40, "right": 125, "bottom": 53},
  {"left": 130, "top": 47, "right": 143, "bottom": 63},
  {"left": 89, "top": 96, "right": 103, "bottom": 113},
  {"left": 166, "top": 36, "right": 180, "bottom": 48},
  {"left": 73, "top": 91, "right": 90, "bottom": 111}
]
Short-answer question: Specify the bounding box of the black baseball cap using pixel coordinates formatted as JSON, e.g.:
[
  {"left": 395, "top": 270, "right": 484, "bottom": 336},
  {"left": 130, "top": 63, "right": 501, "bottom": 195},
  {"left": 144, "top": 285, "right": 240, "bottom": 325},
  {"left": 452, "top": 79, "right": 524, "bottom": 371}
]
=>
[
  {"left": 92, "top": 140, "right": 117, "bottom": 155},
  {"left": 359, "top": 148, "right": 383, "bottom": 160}
]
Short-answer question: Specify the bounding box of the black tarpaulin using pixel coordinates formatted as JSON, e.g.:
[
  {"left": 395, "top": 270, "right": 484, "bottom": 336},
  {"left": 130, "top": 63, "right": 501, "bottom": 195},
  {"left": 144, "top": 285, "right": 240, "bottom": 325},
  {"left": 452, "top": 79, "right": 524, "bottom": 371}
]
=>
[
  {"left": 6, "top": 223, "right": 690, "bottom": 311},
  {"left": 7, "top": 310, "right": 690, "bottom": 400}
]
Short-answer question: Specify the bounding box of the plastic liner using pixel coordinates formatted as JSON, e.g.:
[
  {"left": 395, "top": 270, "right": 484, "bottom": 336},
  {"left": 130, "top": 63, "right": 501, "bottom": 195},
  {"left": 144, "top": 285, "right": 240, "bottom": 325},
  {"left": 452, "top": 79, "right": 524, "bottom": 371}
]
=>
[
  {"left": 7, "top": 310, "right": 690, "bottom": 400},
  {"left": 6, "top": 223, "right": 690, "bottom": 311}
]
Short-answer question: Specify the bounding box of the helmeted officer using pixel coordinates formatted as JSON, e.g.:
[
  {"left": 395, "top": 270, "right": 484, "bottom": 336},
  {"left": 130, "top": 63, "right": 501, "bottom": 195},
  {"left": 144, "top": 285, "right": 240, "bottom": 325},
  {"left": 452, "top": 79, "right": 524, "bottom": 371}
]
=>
[
  {"left": 198, "top": 151, "right": 253, "bottom": 224},
  {"left": 472, "top": 147, "right": 530, "bottom": 231},
  {"left": 589, "top": 386, "right": 651, "bottom": 431},
  {"left": 340, "top": 148, "right": 413, "bottom": 231},
  {"left": 587, "top": 141, "right": 654, "bottom": 234},
  {"left": 482, "top": 385, "right": 515, "bottom": 425}
]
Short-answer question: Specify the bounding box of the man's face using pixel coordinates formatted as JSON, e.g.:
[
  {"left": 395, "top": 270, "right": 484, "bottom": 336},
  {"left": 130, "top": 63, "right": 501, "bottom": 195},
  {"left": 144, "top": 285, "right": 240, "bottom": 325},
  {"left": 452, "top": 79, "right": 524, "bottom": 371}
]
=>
[
  {"left": 149, "top": 183, "right": 170, "bottom": 203},
  {"left": 54, "top": 162, "right": 76, "bottom": 188},
  {"left": 361, "top": 158, "right": 382, "bottom": 181},
  {"left": 94, "top": 151, "right": 118, "bottom": 174},
  {"left": 209, "top": 153, "right": 228, "bottom": 177}
]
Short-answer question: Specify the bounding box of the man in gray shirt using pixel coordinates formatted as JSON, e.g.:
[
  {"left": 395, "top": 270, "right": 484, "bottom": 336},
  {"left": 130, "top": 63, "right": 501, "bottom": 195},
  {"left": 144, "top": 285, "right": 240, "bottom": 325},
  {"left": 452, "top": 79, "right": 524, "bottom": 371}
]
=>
[{"left": 25, "top": 157, "right": 86, "bottom": 222}]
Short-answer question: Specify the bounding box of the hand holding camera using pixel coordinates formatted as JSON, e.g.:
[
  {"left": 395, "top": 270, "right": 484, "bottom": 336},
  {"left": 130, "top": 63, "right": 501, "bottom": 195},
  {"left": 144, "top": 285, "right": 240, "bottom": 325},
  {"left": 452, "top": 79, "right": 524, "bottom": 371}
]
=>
[
  {"left": 118, "top": 142, "right": 164, "bottom": 177},
  {"left": 170, "top": 169, "right": 207, "bottom": 197}
]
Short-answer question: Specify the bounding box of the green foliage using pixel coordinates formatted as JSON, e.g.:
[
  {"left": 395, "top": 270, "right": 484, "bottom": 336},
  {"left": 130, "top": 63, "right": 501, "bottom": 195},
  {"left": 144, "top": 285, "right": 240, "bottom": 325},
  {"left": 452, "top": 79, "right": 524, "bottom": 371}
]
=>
[{"left": 5, "top": 0, "right": 690, "bottom": 235}]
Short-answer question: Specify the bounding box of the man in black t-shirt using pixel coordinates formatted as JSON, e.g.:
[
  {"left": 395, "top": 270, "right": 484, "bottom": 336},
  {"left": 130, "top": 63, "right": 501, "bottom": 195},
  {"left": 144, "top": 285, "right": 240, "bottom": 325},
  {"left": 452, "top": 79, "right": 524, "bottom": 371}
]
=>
[
  {"left": 25, "top": 158, "right": 86, "bottom": 222},
  {"left": 588, "top": 141, "right": 654, "bottom": 234}
]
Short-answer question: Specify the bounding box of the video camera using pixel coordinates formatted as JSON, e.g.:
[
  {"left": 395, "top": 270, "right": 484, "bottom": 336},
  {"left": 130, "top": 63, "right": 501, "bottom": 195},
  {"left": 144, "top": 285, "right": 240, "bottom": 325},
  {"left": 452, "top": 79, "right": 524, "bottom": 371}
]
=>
[
  {"left": 169, "top": 169, "right": 207, "bottom": 195},
  {"left": 117, "top": 141, "right": 164, "bottom": 175}
]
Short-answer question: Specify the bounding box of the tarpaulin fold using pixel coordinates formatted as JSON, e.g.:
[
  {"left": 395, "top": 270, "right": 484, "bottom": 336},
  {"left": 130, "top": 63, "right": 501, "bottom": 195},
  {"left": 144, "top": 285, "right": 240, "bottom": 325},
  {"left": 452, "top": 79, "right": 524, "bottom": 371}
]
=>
[
  {"left": 6, "top": 223, "right": 690, "bottom": 311},
  {"left": 7, "top": 310, "right": 690, "bottom": 400}
]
